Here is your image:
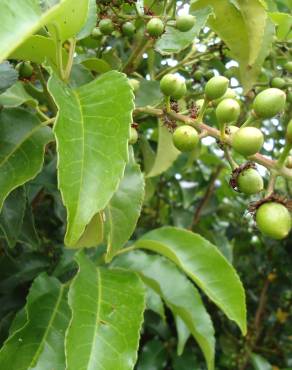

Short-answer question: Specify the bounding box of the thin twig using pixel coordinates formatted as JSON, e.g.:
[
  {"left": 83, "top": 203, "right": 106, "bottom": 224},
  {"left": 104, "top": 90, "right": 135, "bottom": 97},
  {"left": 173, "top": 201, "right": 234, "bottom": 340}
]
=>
[
  {"left": 133, "top": 106, "right": 292, "bottom": 179},
  {"left": 191, "top": 165, "right": 223, "bottom": 227}
]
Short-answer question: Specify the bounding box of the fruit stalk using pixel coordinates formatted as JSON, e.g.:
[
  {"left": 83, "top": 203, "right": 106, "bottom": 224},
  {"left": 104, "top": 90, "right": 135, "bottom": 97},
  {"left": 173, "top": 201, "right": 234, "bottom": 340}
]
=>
[{"left": 134, "top": 106, "right": 292, "bottom": 179}]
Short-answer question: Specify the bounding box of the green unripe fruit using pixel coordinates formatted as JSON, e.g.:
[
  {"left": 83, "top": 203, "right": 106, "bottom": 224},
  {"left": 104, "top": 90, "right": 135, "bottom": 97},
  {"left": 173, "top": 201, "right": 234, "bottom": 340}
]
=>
[
  {"left": 160, "top": 74, "right": 186, "bottom": 99},
  {"left": 129, "top": 78, "right": 140, "bottom": 92},
  {"left": 122, "top": 22, "right": 136, "bottom": 36},
  {"left": 173, "top": 125, "right": 199, "bottom": 152},
  {"left": 284, "top": 61, "right": 292, "bottom": 73},
  {"left": 175, "top": 14, "right": 195, "bottom": 32},
  {"left": 194, "top": 70, "right": 204, "bottom": 81},
  {"left": 253, "top": 88, "right": 286, "bottom": 118},
  {"left": 287, "top": 91, "right": 292, "bottom": 103},
  {"left": 286, "top": 119, "right": 292, "bottom": 143},
  {"left": 227, "top": 125, "right": 239, "bottom": 135},
  {"left": 237, "top": 168, "right": 263, "bottom": 195},
  {"left": 271, "top": 77, "right": 286, "bottom": 89},
  {"left": 129, "top": 127, "right": 138, "bottom": 144},
  {"left": 232, "top": 127, "right": 264, "bottom": 156},
  {"left": 223, "top": 66, "right": 239, "bottom": 79},
  {"left": 205, "top": 70, "right": 215, "bottom": 80},
  {"left": 99, "top": 19, "right": 114, "bottom": 35},
  {"left": 16, "top": 62, "right": 33, "bottom": 78},
  {"left": 196, "top": 99, "right": 204, "bottom": 110},
  {"left": 216, "top": 98, "right": 240, "bottom": 124},
  {"left": 91, "top": 27, "right": 102, "bottom": 39},
  {"left": 212, "top": 88, "right": 237, "bottom": 106},
  {"left": 205, "top": 76, "right": 229, "bottom": 101},
  {"left": 256, "top": 202, "right": 291, "bottom": 240},
  {"left": 171, "top": 83, "right": 187, "bottom": 100},
  {"left": 146, "top": 18, "right": 164, "bottom": 37},
  {"left": 285, "top": 156, "right": 292, "bottom": 169}
]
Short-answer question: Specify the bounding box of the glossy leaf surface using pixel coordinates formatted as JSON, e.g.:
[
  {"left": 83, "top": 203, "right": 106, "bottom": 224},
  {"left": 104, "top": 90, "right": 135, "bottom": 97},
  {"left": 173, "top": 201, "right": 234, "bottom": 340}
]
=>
[
  {"left": 135, "top": 227, "right": 247, "bottom": 334},
  {"left": 48, "top": 71, "right": 134, "bottom": 247},
  {"left": 65, "top": 252, "right": 145, "bottom": 370},
  {"left": 0, "top": 108, "right": 53, "bottom": 210}
]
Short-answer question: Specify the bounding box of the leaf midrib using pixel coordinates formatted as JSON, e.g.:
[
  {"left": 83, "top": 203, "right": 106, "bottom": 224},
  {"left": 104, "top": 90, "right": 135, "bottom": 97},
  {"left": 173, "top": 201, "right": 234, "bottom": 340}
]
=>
[
  {"left": 87, "top": 268, "right": 102, "bottom": 369},
  {"left": 28, "top": 284, "right": 65, "bottom": 368}
]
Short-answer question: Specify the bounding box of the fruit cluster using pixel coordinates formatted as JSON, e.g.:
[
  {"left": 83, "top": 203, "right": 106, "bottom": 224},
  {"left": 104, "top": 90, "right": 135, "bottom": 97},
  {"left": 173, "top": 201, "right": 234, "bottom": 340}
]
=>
[
  {"left": 92, "top": 6, "right": 196, "bottom": 39},
  {"left": 131, "top": 73, "right": 291, "bottom": 240}
]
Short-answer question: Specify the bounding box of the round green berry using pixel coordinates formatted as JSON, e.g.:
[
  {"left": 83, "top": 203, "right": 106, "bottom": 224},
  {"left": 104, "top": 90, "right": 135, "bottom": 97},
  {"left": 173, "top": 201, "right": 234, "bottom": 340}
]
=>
[
  {"left": 286, "top": 119, "right": 292, "bottom": 143},
  {"left": 122, "top": 22, "right": 136, "bottom": 37},
  {"left": 216, "top": 98, "right": 240, "bottom": 124},
  {"left": 237, "top": 168, "right": 263, "bottom": 195},
  {"left": 129, "top": 127, "right": 138, "bottom": 144},
  {"left": 227, "top": 125, "right": 239, "bottom": 136},
  {"left": 205, "top": 70, "right": 215, "bottom": 80},
  {"left": 171, "top": 83, "right": 187, "bottom": 100},
  {"left": 175, "top": 14, "right": 195, "bottom": 32},
  {"left": 271, "top": 77, "right": 286, "bottom": 89},
  {"left": 256, "top": 202, "right": 291, "bottom": 240},
  {"left": 232, "top": 127, "right": 264, "bottom": 156},
  {"left": 160, "top": 74, "right": 186, "bottom": 99},
  {"left": 284, "top": 61, "right": 292, "bottom": 73},
  {"left": 173, "top": 125, "right": 199, "bottom": 152},
  {"left": 16, "top": 62, "right": 33, "bottom": 78},
  {"left": 129, "top": 78, "right": 140, "bottom": 93},
  {"left": 212, "top": 88, "right": 237, "bottom": 106},
  {"left": 146, "top": 18, "right": 164, "bottom": 37},
  {"left": 194, "top": 69, "right": 204, "bottom": 81},
  {"left": 285, "top": 156, "right": 292, "bottom": 169},
  {"left": 99, "top": 19, "right": 114, "bottom": 35},
  {"left": 205, "top": 76, "right": 229, "bottom": 101},
  {"left": 91, "top": 27, "right": 102, "bottom": 39},
  {"left": 253, "top": 88, "right": 286, "bottom": 118}
]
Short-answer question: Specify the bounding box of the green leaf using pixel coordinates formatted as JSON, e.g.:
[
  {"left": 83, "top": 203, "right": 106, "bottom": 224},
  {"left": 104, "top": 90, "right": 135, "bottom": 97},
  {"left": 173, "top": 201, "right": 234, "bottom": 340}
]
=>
[
  {"left": 135, "top": 79, "right": 163, "bottom": 107},
  {"left": 0, "top": 0, "right": 67, "bottom": 62},
  {"left": 72, "top": 212, "right": 104, "bottom": 248},
  {"left": 0, "top": 62, "right": 18, "bottom": 94},
  {"left": 190, "top": 0, "right": 272, "bottom": 91},
  {"left": 18, "top": 203, "right": 40, "bottom": 249},
  {"left": 145, "top": 286, "right": 166, "bottom": 320},
  {"left": 69, "top": 64, "right": 94, "bottom": 88},
  {"left": 146, "top": 122, "right": 180, "bottom": 178},
  {"left": 137, "top": 339, "right": 167, "bottom": 370},
  {"left": 10, "top": 35, "right": 68, "bottom": 72},
  {"left": 77, "top": 0, "right": 97, "bottom": 40},
  {"left": 65, "top": 251, "right": 145, "bottom": 370},
  {"left": 251, "top": 353, "right": 273, "bottom": 370},
  {"left": 48, "top": 71, "right": 134, "bottom": 247},
  {"left": 269, "top": 12, "right": 292, "bottom": 40},
  {"left": 139, "top": 137, "right": 156, "bottom": 174},
  {"left": 135, "top": 227, "right": 247, "bottom": 334},
  {"left": 0, "top": 274, "right": 71, "bottom": 370},
  {"left": 156, "top": 8, "right": 213, "bottom": 55},
  {"left": 105, "top": 147, "right": 144, "bottom": 261},
  {"left": 81, "top": 58, "right": 112, "bottom": 74},
  {"left": 0, "top": 82, "right": 37, "bottom": 108},
  {"left": 113, "top": 250, "right": 215, "bottom": 370},
  {"left": 47, "top": 0, "right": 90, "bottom": 42},
  {"left": 0, "top": 108, "right": 53, "bottom": 210},
  {"left": 0, "top": 187, "right": 26, "bottom": 248},
  {"left": 175, "top": 316, "right": 191, "bottom": 356}
]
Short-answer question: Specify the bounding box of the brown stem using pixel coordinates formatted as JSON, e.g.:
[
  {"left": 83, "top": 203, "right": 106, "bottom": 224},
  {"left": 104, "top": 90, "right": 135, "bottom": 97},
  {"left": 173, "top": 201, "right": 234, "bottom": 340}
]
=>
[
  {"left": 191, "top": 165, "right": 223, "bottom": 228},
  {"left": 133, "top": 106, "right": 292, "bottom": 179}
]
